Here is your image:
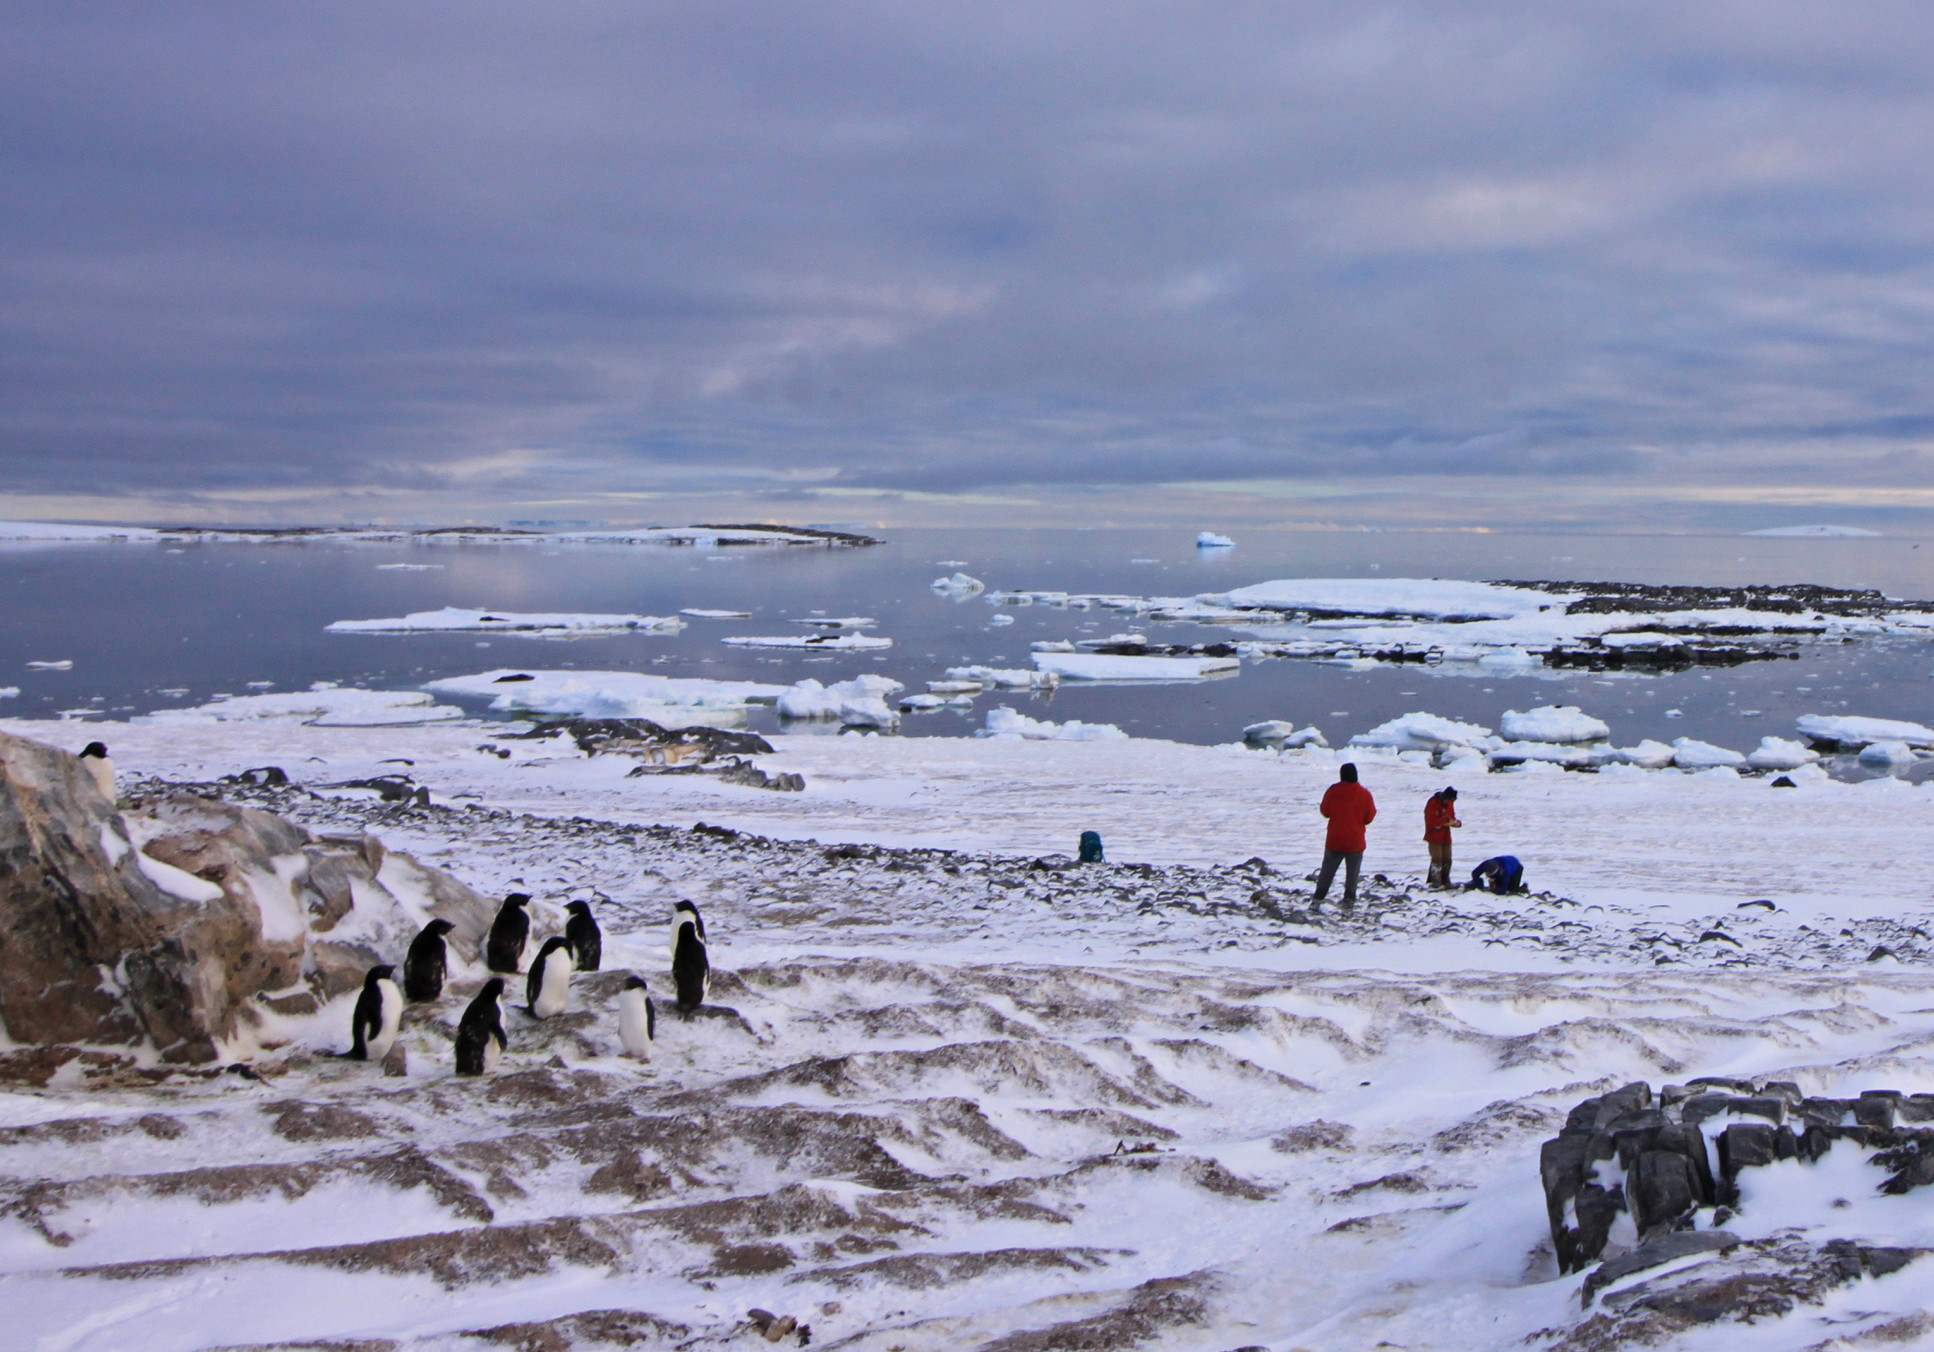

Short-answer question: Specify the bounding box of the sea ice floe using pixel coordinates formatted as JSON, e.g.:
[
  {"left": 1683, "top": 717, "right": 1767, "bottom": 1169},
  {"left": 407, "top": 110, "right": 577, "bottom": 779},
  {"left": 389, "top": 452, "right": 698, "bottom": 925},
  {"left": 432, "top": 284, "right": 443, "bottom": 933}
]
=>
[
  {"left": 0, "top": 687, "right": 17, "bottom": 699},
  {"left": 1489, "top": 740, "right": 1592, "bottom": 767},
  {"left": 1498, "top": 705, "right": 1610, "bottom": 744},
  {"left": 976, "top": 706, "right": 1128, "bottom": 741},
  {"left": 425, "top": 669, "right": 789, "bottom": 722},
  {"left": 1196, "top": 531, "right": 1235, "bottom": 548},
  {"left": 1349, "top": 712, "right": 1493, "bottom": 753},
  {"left": 931, "top": 572, "right": 985, "bottom": 595},
  {"left": 787, "top": 616, "right": 875, "bottom": 629},
  {"left": 325, "top": 606, "right": 684, "bottom": 636},
  {"left": 1858, "top": 739, "right": 1919, "bottom": 767},
  {"left": 945, "top": 666, "right": 1057, "bottom": 689},
  {"left": 1241, "top": 721, "right": 1327, "bottom": 751},
  {"left": 723, "top": 633, "right": 892, "bottom": 650},
  {"left": 777, "top": 676, "right": 904, "bottom": 727},
  {"left": 1597, "top": 739, "right": 1677, "bottom": 769},
  {"left": 1746, "top": 737, "right": 1821, "bottom": 770},
  {"left": 1795, "top": 714, "right": 1934, "bottom": 750},
  {"left": 1670, "top": 736, "right": 1745, "bottom": 769},
  {"left": 1031, "top": 651, "right": 1239, "bottom": 681},
  {"left": 144, "top": 685, "right": 466, "bottom": 727},
  {"left": 1214, "top": 577, "right": 1557, "bottom": 621},
  {"left": 680, "top": 608, "right": 752, "bottom": 619}
]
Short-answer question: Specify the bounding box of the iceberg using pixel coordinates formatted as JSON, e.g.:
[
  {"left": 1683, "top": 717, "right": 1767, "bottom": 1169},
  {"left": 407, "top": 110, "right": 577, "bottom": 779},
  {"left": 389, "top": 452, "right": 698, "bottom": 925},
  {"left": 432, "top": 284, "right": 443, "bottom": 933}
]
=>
[
  {"left": 326, "top": 606, "right": 684, "bottom": 636},
  {"left": 976, "top": 706, "right": 1128, "bottom": 742},
  {"left": 931, "top": 572, "right": 985, "bottom": 595},
  {"left": 1795, "top": 714, "right": 1934, "bottom": 751},
  {"left": 1243, "top": 721, "right": 1328, "bottom": 751},
  {"left": 1671, "top": 737, "right": 1745, "bottom": 769},
  {"left": 1349, "top": 712, "right": 1493, "bottom": 753},
  {"left": 1196, "top": 532, "right": 1235, "bottom": 549},
  {"left": 1745, "top": 737, "right": 1820, "bottom": 771},
  {"left": 1032, "top": 652, "right": 1239, "bottom": 681},
  {"left": 1498, "top": 706, "right": 1610, "bottom": 744}
]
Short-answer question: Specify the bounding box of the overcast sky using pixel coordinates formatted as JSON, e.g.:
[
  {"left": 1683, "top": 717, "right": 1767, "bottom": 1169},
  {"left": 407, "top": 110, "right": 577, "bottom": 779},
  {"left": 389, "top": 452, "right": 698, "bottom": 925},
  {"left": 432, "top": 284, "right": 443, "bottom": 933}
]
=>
[{"left": 5, "top": 3, "right": 1933, "bottom": 527}]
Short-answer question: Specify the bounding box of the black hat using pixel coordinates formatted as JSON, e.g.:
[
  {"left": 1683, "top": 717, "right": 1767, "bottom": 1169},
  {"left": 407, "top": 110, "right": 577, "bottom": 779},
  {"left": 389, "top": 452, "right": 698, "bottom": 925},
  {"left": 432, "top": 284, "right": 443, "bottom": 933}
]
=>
[
  {"left": 1339, "top": 763, "right": 1358, "bottom": 783},
  {"left": 1442, "top": 787, "right": 1458, "bottom": 799}
]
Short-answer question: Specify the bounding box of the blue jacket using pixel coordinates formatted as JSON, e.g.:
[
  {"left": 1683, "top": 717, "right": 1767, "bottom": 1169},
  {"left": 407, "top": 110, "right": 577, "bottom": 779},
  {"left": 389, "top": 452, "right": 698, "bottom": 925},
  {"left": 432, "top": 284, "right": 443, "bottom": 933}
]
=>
[{"left": 1470, "top": 855, "right": 1524, "bottom": 894}]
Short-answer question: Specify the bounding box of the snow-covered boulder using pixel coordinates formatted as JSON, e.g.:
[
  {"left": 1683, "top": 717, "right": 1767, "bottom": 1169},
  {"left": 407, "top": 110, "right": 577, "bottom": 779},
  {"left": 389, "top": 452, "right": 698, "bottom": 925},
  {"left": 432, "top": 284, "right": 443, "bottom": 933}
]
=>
[
  {"left": 976, "top": 706, "right": 1128, "bottom": 742},
  {"left": 1746, "top": 737, "right": 1821, "bottom": 771},
  {"left": 1498, "top": 706, "right": 1610, "bottom": 744},
  {"left": 1858, "top": 739, "right": 1918, "bottom": 767},
  {"left": 1671, "top": 737, "right": 1745, "bottom": 769},
  {"left": 1796, "top": 714, "right": 1934, "bottom": 751},
  {"left": 1597, "top": 739, "right": 1677, "bottom": 769},
  {"left": 1350, "top": 712, "right": 1493, "bottom": 753},
  {"left": 930, "top": 572, "right": 984, "bottom": 594}
]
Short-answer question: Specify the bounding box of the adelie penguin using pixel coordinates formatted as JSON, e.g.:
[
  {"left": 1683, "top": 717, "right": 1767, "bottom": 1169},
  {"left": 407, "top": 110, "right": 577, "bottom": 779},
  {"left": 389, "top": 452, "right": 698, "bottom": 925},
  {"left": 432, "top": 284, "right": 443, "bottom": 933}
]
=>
[
  {"left": 617, "top": 975, "right": 657, "bottom": 1059},
  {"left": 455, "top": 978, "right": 507, "bottom": 1075},
  {"left": 525, "top": 935, "right": 575, "bottom": 1019},
  {"left": 670, "top": 900, "right": 710, "bottom": 1014},
  {"left": 78, "top": 741, "right": 114, "bottom": 800},
  {"left": 345, "top": 965, "right": 403, "bottom": 1062},
  {"left": 564, "top": 900, "right": 602, "bottom": 971},
  {"left": 402, "top": 918, "right": 456, "bottom": 1002},
  {"left": 485, "top": 892, "right": 532, "bottom": 973}
]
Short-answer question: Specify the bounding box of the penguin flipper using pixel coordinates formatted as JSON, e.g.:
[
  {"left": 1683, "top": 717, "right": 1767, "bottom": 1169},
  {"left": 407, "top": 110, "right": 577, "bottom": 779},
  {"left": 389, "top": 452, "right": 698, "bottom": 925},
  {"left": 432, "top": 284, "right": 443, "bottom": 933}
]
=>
[{"left": 646, "top": 996, "right": 657, "bottom": 1042}]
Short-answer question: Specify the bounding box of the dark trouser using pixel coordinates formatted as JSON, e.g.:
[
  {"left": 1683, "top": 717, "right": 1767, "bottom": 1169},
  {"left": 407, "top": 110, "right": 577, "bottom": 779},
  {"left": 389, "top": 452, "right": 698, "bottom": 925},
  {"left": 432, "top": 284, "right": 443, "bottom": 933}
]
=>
[
  {"left": 1313, "top": 848, "right": 1362, "bottom": 905},
  {"left": 1427, "top": 840, "right": 1452, "bottom": 889}
]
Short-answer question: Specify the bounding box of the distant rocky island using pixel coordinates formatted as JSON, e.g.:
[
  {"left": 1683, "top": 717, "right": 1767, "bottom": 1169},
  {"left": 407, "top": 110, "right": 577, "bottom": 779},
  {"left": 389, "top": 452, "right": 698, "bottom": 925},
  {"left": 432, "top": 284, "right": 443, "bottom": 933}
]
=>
[{"left": 0, "top": 520, "right": 881, "bottom": 547}]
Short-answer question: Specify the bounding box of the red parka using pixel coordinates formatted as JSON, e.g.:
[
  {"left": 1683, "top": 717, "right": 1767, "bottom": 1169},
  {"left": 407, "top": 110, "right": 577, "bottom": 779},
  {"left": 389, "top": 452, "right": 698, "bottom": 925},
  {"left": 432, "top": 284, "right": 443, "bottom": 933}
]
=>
[
  {"left": 1319, "top": 781, "right": 1377, "bottom": 852},
  {"left": 1424, "top": 794, "right": 1459, "bottom": 844}
]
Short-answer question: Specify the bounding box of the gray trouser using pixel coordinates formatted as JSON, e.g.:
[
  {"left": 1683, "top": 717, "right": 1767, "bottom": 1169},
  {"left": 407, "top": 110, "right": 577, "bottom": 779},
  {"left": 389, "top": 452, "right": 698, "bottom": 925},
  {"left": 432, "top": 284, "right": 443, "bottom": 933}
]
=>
[{"left": 1313, "top": 848, "right": 1363, "bottom": 904}]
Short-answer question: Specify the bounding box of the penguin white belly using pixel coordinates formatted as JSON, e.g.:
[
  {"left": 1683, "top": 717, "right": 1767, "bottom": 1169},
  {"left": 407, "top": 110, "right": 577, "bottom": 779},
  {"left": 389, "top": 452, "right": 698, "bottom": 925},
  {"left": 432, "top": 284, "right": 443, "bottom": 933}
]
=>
[
  {"left": 86, "top": 758, "right": 115, "bottom": 800},
  {"left": 531, "top": 955, "right": 571, "bottom": 1018},
  {"left": 482, "top": 1034, "right": 502, "bottom": 1072},
  {"left": 366, "top": 983, "right": 403, "bottom": 1061},
  {"left": 618, "top": 995, "right": 653, "bottom": 1057}
]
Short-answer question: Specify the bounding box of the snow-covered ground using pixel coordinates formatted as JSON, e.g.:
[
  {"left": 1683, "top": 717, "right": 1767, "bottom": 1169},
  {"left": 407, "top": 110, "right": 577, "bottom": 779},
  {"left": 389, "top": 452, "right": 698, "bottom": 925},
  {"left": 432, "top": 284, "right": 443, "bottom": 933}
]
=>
[{"left": 4, "top": 714, "right": 1934, "bottom": 1351}]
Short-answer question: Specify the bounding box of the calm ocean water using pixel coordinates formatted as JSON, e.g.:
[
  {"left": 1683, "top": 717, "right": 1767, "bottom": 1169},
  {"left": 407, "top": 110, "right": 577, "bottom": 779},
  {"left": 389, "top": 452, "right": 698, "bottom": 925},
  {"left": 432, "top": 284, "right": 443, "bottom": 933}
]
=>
[{"left": 4, "top": 527, "right": 1933, "bottom": 777}]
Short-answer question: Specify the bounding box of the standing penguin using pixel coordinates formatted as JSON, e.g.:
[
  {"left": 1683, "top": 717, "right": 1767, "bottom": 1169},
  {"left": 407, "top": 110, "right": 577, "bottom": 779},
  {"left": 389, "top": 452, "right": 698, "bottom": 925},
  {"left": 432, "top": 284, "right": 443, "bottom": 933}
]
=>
[
  {"left": 78, "top": 742, "right": 114, "bottom": 800},
  {"left": 455, "top": 978, "right": 507, "bottom": 1075},
  {"left": 617, "top": 975, "right": 656, "bottom": 1058},
  {"left": 564, "top": 900, "right": 603, "bottom": 971},
  {"left": 526, "top": 935, "right": 576, "bottom": 1018},
  {"left": 485, "top": 893, "right": 533, "bottom": 973},
  {"left": 346, "top": 965, "right": 403, "bottom": 1062},
  {"left": 670, "top": 900, "right": 709, "bottom": 1014},
  {"left": 402, "top": 918, "right": 456, "bottom": 1002}
]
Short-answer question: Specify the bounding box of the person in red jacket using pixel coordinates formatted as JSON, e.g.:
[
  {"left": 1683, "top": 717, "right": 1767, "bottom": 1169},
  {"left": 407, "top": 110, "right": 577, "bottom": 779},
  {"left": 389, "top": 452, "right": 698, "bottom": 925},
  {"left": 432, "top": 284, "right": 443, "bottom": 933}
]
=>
[
  {"left": 1423, "top": 786, "right": 1461, "bottom": 890},
  {"left": 1313, "top": 762, "right": 1376, "bottom": 911}
]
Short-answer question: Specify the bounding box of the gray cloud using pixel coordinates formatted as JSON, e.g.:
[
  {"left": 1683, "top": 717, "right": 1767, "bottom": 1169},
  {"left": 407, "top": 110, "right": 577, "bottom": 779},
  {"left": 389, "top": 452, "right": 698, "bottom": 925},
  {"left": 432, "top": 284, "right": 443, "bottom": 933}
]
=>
[{"left": 4, "top": 2, "right": 1934, "bottom": 513}]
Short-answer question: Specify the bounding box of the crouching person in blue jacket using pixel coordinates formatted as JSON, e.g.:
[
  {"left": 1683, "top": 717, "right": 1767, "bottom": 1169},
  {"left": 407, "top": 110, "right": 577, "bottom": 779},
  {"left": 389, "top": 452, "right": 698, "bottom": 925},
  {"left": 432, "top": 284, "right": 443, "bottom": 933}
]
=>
[{"left": 1467, "top": 855, "right": 1525, "bottom": 894}]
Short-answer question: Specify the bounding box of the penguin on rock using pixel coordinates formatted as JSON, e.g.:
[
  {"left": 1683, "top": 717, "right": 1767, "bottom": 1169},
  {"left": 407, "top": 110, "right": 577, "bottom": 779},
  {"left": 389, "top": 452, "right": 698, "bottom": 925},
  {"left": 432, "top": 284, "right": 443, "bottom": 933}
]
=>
[
  {"left": 564, "top": 900, "right": 602, "bottom": 971},
  {"left": 402, "top": 918, "right": 456, "bottom": 1002},
  {"left": 617, "top": 975, "right": 656, "bottom": 1058},
  {"left": 455, "top": 978, "right": 507, "bottom": 1075},
  {"left": 345, "top": 965, "right": 403, "bottom": 1062},
  {"left": 670, "top": 900, "right": 710, "bottom": 1015},
  {"left": 78, "top": 741, "right": 114, "bottom": 800},
  {"left": 485, "top": 893, "right": 532, "bottom": 973},
  {"left": 525, "top": 935, "right": 575, "bottom": 1019}
]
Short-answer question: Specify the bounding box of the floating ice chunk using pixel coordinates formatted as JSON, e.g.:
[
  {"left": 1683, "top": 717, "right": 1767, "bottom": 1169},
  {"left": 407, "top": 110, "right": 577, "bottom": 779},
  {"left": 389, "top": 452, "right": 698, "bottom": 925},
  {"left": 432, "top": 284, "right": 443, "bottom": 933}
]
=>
[
  {"left": 375, "top": 562, "right": 442, "bottom": 571},
  {"left": 977, "top": 706, "right": 1128, "bottom": 741},
  {"left": 26, "top": 660, "right": 72, "bottom": 670},
  {"left": 778, "top": 675, "right": 904, "bottom": 726},
  {"left": 1795, "top": 714, "right": 1934, "bottom": 750},
  {"left": 426, "top": 669, "right": 788, "bottom": 719},
  {"left": 931, "top": 572, "right": 985, "bottom": 594},
  {"left": 1478, "top": 647, "right": 1538, "bottom": 669},
  {"left": 1349, "top": 712, "right": 1493, "bottom": 753},
  {"left": 898, "top": 693, "right": 971, "bottom": 711},
  {"left": 1210, "top": 577, "right": 1557, "bottom": 621},
  {"left": 1746, "top": 737, "right": 1821, "bottom": 770},
  {"left": 1030, "top": 640, "right": 1076, "bottom": 653},
  {"left": 989, "top": 613, "right": 1015, "bottom": 626},
  {"left": 1032, "top": 652, "right": 1239, "bottom": 681},
  {"left": 788, "top": 616, "right": 875, "bottom": 629},
  {"left": 723, "top": 633, "right": 892, "bottom": 650},
  {"left": 1242, "top": 721, "right": 1328, "bottom": 751},
  {"left": 1599, "top": 632, "right": 1675, "bottom": 649},
  {"left": 0, "top": 687, "right": 16, "bottom": 698},
  {"left": 148, "top": 687, "right": 466, "bottom": 726},
  {"left": 1490, "top": 740, "right": 1591, "bottom": 767},
  {"left": 326, "top": 606, "right": 684, "bottom": 636},
  {"left": 1777, "top": 761, "right": 1831, "bottom": 785},
  {"left": 1671, "top": 737, "right": 1745, "bottom": 768},
  {"left": 1196, "top": 532, "right": 1235, "bottom": 548},
  {"left": 1499, "top": 706, "right": 1610, "bottom": 744},
  {"left": 1597, "top": 739, "right": 1677, "bottom": 768},
  {"left": 1858, "top": 739, "right": 1918, "bottom": 766},
  {"left": 926, "top": 680, "right": 985, "bottom": 694},
  {"left": 946, "top": 666, "right": 1057, "bottom": 689},
  {"left": 1745, "top": 524, "right": 1881, "bottom": 537},
  {"left": 680, "top": 608, "right": 752, "bottom": 619}
]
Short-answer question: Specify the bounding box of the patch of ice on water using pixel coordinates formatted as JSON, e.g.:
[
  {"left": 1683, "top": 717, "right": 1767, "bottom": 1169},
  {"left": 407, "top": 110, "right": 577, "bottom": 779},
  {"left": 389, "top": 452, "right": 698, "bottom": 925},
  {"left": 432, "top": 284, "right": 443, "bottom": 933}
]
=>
[
  {"left": 1498, "top": 705, "right": 1609, "bottom": 743},
  {"left": 0, "top": 687, "right": 16, "bottom": 699},
  {"left": 1858, "top": 739, "right": 1919, "bottom": 766},
  {"left": 1744, "top": 524, "right": 1882, "bottom": 537},
  {"left": 1747, "top": 737, "right": 1820, "bottom": 770},
  {"left": 1598, "top": 739, "right": 1677, "bottom": 768},
  {"left": 977, "top": 706, "right": 1128, "bottom": 741},
  {"left": 1031, "top": 651, "right": 1239, "bottom": 681},
  {"left": 723, "top": 632, "right": 892, "bottom": 650},
  {"left": 1196, "top": 531, "right": 1235, "bottom": 548},
  {"left": 778, "top": 676, "right": 904, "bottom": 727},
  {"left": 1796, "top": 714, "right": 1934, "bottom": 749},
  {"left": 326, "top": 606, "right": 683, "bottom": 636},
  {"left": 946, "top": 666, "right": 1057, "bottom": 689},
  {"left": 1349, "top": 712, "right": 1493, "bottom": 752},
  {"left": 1491, "top": 740, "right": 1592, "bottom": 767},
  {"left": 145, "top": 686, "right": 466, "bottom": 726},
  {"left": 425, "top": 669, "right": 788, "bottom": 720},
  {"left": 1213, "top": 577, "right": 1559, "bottom": 621},
  {"left": 931, "top": 572, "right": 984, "bottom": 594},
  {"left": 680, "top": 608, "right": 751, "bottom": 619},
  {"left": 1671, "top": 736, "right": 1745, "bottom": 768}
]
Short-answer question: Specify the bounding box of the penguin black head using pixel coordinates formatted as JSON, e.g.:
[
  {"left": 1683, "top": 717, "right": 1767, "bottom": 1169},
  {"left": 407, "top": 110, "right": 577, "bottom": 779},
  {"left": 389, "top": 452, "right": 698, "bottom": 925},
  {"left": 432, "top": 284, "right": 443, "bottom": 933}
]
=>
[
  {"left": 423, "top": 918, "right": 455, "bottom": 936},
  {"left": 503, "top": 892, "right": 531, "bottom": 909},
  {"left": 567, "top": 900, "right": 593, "bottom": 917},
  {"left": 478, "top": 976, "right": 505, "bottom": 1001},
  {"left": 81, "top": 742, "right": 108, "bottom": 759},
  {"left": 623, "top": 975, "right": 647, "bottom": 992},
  {"left": 364, "top": 964, "right": 397, "bottom": 985}
]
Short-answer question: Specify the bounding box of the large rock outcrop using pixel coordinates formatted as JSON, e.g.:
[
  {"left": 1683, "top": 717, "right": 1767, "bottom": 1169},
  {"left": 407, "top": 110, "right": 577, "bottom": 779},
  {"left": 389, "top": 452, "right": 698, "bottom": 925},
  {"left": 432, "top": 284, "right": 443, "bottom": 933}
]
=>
[{"left": 0, "top": 730, "right": 491, "bottom": 1063}]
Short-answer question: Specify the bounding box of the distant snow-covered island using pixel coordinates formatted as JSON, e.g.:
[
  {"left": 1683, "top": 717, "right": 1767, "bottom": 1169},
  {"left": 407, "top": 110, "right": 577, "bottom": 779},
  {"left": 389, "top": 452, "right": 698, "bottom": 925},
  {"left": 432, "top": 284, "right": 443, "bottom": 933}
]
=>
[
  {"left": 1743, "top": 523, "right": 1882, "bottom": 537},
  {"left": 0, "top": 520, "right": 880, "bottom": 547}
]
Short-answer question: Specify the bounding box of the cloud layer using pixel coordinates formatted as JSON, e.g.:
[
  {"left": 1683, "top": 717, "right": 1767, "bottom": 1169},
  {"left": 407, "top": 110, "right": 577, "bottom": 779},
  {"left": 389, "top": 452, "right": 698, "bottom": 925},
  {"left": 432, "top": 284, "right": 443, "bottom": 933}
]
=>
[{"left": 4, "top": 2, "right": 1934, "bottom": 520}]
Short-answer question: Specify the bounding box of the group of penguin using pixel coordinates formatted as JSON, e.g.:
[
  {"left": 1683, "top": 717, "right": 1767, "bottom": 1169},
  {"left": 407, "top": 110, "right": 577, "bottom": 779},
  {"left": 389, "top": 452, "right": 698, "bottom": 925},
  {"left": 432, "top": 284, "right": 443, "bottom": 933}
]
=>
[{"left": 344, "top": 893, "right": 712, "bottom": 1077}]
